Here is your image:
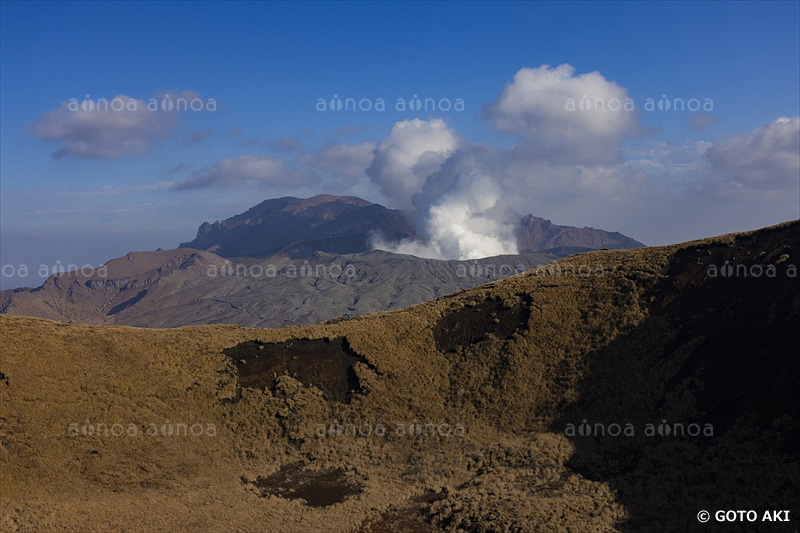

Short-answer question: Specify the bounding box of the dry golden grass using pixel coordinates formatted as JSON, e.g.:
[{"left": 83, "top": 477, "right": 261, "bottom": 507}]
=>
[{"left": 1, "top": 221, "right": 798, "bottom": 531}]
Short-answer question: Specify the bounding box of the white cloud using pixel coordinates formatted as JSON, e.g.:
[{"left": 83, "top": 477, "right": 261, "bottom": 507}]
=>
[
  {"left": 701, "top": 115, "right": 800, "bottom": 194},
  {"left": 29, "top": 91, "right": 209, "bottom": 158},
  {"left": 486, "top": 64, "right": 639, "bottom": 164},
  {"left": 365, "top": 118, "right": 460, "bottom": 209}
]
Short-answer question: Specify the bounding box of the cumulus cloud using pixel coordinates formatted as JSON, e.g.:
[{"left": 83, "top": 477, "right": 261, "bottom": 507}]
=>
[
  {"left": 296, "top": 141, "right": 376, "bottom": 178},
  {"left": 30, "top": 94, "right": 179, "bottom": 158},
  {"left": 486, "top": 64, "right": 638, "bottom": 164},
  {"left": 172, "top": 155, "right": 319, "bottom": 190},
  {"left": 700, "top": 116, "right": 800, "bottom": 194},
  {"left": 365, "top": 118, "right": 460, "bottom": 209}
]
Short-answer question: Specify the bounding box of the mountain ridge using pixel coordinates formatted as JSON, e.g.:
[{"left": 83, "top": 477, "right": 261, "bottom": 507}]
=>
[
  {"left": 517, "top": 214, "right": 644, "bottom": 251},
  {"left": 180, "top": 194, "right": 645, "bottom": 258},
  {"left": 1, "top": 195, "right": 644, "bottom": 328},
  {"left": 0, "top": 248, "right": 560, "bottom": 328},
  {"left": 179, "top": 195, "right": 416, "bottom": 258}
]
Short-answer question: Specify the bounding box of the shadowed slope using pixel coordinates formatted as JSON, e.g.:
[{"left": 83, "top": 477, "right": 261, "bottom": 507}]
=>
[{"left": 179, "top": 195, "right": 416, "bottom": 258}]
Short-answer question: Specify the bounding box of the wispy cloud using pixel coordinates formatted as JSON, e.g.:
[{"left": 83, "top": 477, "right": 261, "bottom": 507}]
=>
[
  {"left": 296, "top": 141, "right": 376, "bottom": 178},
  {"left": 242, "top": 134, "right": 306, "bottom": 153},
  {"left": 184, "top": 127, "right": 214, "bottom": 144},
  {"left": 172, "top": 155, "right": 319, "bottom": 190},
  {"left": 166, "top": 162, "right": 190, "bottom": 174},
  {"left": 29, "top": 90, "right": 212, "bottom": 158},
  {"left": 688, "top": 112, "right": 719, "bottom": 132}
]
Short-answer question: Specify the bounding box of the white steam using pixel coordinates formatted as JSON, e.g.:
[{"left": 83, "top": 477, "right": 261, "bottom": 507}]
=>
[
  {"left": 372, "top": 167, "right": 519, "bottom": 259},
  {"left": 370, "top": 64, "right": 642, "bottom": 259},
  {"left": 365, "top": 118, "right": 459, "bottom": 210}
]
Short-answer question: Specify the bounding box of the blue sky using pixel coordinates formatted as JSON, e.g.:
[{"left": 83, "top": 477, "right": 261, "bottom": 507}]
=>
[{"left": 1, "top": 1, "right": 799, "bottom": 288}]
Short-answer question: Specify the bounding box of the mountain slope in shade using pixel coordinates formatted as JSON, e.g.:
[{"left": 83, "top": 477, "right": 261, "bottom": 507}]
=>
[
  {"left": 179, "top": 195, "right": 644, "bottom": 259},
  {"left": 179, "top": 194, "right": 416, "bottom": 258},
  {"left": 1, "top": 221, "right": 796, "bottom": 531},
  {"left": 517, "top": 214, "right": 645, "bottom": 252},
  {"left": 0, "top": 248, "right": 560, "bottom": 328}
]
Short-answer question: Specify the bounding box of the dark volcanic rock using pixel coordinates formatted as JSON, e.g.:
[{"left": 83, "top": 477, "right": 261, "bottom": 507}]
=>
[
  {"left": 179, "top": 195, "right": 416, "bottom": 258},
  {"left": 250, "top": 463, "right": 363, "bottom": 507},
  {"left": 434, "top": 295, "right": 532, "bottom": 353},
  {"left": 223, "top": 337, "right": 369, "bottom": 403},
  {"left": 517, "top": 214, "right": 644, "bottom": 252}
]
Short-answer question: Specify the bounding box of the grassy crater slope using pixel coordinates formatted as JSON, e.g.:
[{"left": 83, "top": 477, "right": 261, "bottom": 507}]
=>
[{"left": 1, "top": 221, "right": 798, "bottom": 532}]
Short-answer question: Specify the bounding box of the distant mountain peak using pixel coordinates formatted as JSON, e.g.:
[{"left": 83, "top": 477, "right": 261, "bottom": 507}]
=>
[
  {"left": 180, "top": 194, "right": 415, "bottom": 258},
  {"left": 180, "top": 195, "right": 644, "bottom": 259}
]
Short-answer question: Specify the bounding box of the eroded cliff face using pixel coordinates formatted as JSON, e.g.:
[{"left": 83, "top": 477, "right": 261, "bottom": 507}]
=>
[
  {"left": 517, "top": 213, "right": 645, "bottom": 252},
  {"left": 1, "top": 221, "right": 797, "bottom": 532}
]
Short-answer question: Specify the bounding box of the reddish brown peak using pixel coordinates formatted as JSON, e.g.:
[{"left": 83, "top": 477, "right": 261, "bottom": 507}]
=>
[
  {"left": 520, "top": 214, "right": 553, "bottom": 228},
  {"left": 98, "top": 249, "right": 227, "bottom": 279}
]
